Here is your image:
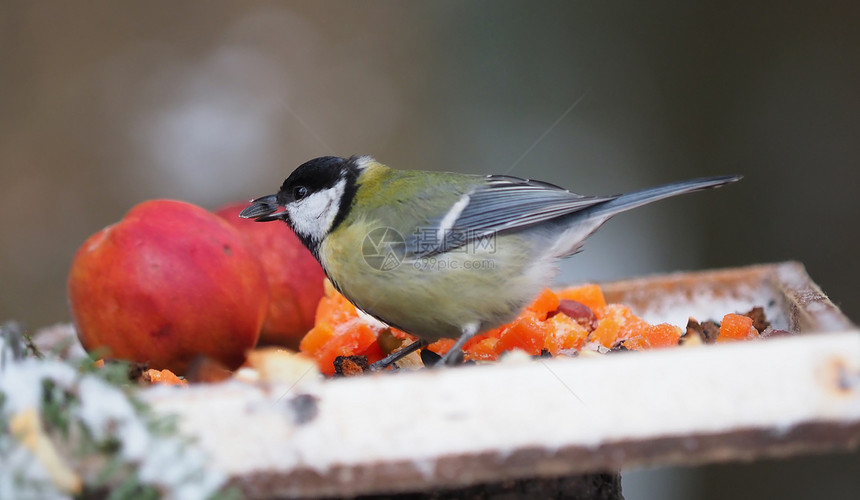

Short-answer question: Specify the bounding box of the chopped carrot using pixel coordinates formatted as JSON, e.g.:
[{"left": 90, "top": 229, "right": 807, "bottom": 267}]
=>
[
  {"left": 314, "top": 291, "right": 357, "bottom": 327},
  {"left": 356, "top": 337, "right": 386, "bottom": 366},
  {"left": 299, "top": 282, "right": 767, "bottom": 374},
  {"left": 427, "top": 339, "right": 455, "bottom": 356},
  {"left": 466, "top": 338, "right": 500, "bottom": 361},
  {"left": 461, "top": 333, "right": 492, "bottom": 351},
  {"left": 527, "top": 288, "right": 561, "bottom": 320},
  {"left": 624, "top": 323, "right": 683, "bottom": 350},
  {"left": 311, "top": 320, "right": 380, "bottom": 376},
  {"left": 494, "top": 311, "right": 545, "bottom": 356},
  {"left": 480, "top": 326, "right": 504, "bottom": 340},
  {"left": 557, "top": 284, "right": 607, "bottom": 315},
  {"left": 144, "top": 368, "right": 187, "bottom": 386},
  {"left": 591, "top": 316, "right": 621, "bottom": 348},
  {"left": 717, "top": 313, "right": 759, "bottom": 342},
  {"left": 650, "top": 324, "right": 684, "bottom": 347},
  {"left": 299, "top": 322, "right": 335, "bottom": 355},
  {"left": 543, "top": 313, "right": 589, "bottom": 354},
  {"left": 590, "top": 304, "right": 649, "bottom": 348}
]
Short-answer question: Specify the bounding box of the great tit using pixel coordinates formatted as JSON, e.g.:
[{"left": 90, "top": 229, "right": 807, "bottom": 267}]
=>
[{"left": 241, "top": 156, "right": 740, "bottom": 367}]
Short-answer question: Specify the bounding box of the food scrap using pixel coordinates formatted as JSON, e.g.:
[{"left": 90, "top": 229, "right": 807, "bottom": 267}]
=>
[
  {"left": 301, "top": 283, "right": 785, "bottom": 376},
  {"left": 86, "top": 284, "right": 785, "bottom": 382},
  {"left": 141, "top": 368, "right": 188, "bottom": 386}
]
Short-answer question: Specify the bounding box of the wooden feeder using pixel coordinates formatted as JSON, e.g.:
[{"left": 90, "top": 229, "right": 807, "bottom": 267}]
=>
[{"left": 143, "top": 262, "right": 859, "bottom": 498}]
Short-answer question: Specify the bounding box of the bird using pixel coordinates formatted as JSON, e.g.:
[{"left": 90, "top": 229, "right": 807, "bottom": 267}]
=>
[{"left": 240, "top": 155, "right": 740, "bottom": 367}]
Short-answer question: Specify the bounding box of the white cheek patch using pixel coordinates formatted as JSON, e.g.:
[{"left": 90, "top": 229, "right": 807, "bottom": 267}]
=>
[{"left": 286, "top": 178, "right": 346, "bottom": 243}]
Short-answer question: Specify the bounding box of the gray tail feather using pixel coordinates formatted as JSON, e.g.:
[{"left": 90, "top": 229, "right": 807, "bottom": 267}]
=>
[{"left": 584, "top": 174, "right": 742, "bottom": 220}]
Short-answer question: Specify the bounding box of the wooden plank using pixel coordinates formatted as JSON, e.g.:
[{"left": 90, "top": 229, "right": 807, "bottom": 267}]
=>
[{"left": 142, "top": 262, "right": 859, "bottom": 498}]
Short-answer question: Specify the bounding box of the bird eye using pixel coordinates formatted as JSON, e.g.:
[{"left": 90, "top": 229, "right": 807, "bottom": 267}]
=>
[{"left": 293, "top": 186, "right": 309, "bottom": 200}]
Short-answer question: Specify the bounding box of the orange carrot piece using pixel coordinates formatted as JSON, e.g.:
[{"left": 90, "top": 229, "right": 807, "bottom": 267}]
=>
[
  {"left": 314, "top": 292, "right": 357, "bottom": 326},
  {"left": 624, "top": 323, "right": 682, "bottom": 350},
  {"left": 717, "top": 313, "right": 758, "bottom": 342},
  {"left": 299, "top": 322, "right": 335, "bottom": 356},
  {"left": 313, "top": 320, "right": 380, "bottom": 375},
  {"left": 494, "top": 311, "right": 545, "bottom": 356},
  {"left": 357, "top": 339, "right": 386, "bottom": 366},
  {"left": 427, "top": 339, "right": 455, "bottom": 356},
  {"left": 647, "top": 324, "right": 683, "bottom": 348},
  {"left": 543, "top": 313, "right": 589, "bottom": 354},
  {"left": 557, "top": 284, "right": 607, "bottom": 315},
  {"left": 465, "top": 337, "right": 500, "bottom": 361},
  {"left": 145, "top": 368, "right": 187, "bottom": 386},
  {"left": 299, "top": 282, "right": 764, "bottom": 374},
  {"left": 591, "top": 316, "right": 621, "bottom": 348},
  {"left": 527, "top": 288, "right": 561, "bottom": 320}
]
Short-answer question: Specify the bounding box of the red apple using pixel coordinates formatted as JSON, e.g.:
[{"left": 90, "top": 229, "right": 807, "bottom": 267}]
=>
[
  {"left": 68, "top": 200, "right": 269, "bottom": 373},
  {"left": 216, "top": 201, "right": 325, "bottom": 348}
]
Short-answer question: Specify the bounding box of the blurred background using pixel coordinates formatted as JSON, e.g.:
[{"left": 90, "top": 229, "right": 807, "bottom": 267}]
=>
[{"left": 1, "top": 1, "right": 858, "bottom": 498}]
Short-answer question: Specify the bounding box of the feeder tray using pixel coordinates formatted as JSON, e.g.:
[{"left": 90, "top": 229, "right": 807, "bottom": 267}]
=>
[{"left": 143, "top": 262, "right": 859, "bottom": 498}]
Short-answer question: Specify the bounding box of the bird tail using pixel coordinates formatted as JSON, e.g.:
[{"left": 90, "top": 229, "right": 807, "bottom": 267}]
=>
[
  {"left": 547, "top": 174, "right": 741, "bottom": 258},
  {"left": 583, "top": 174, "right": 742, "bottom": 220}
]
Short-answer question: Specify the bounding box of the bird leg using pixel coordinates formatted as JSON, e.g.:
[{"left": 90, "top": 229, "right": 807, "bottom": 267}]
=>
[
  {"left": 369, "top": 339, "right": 428, "bottom": 370},
  {"left": 370, "top": 322, "right": 481, "bottom": 370},
  {"left": 439, "top": 322, "right": 480, "bottom": 366}
]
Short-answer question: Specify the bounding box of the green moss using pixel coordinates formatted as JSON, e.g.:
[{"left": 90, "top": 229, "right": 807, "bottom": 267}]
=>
[{"left": 2, "top": 344, "right": 228, "bottom": 499}]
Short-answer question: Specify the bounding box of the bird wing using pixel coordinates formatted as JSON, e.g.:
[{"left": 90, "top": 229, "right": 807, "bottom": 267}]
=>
[{"left": 410, "top": 174, "right": 615, "bottom": 257}]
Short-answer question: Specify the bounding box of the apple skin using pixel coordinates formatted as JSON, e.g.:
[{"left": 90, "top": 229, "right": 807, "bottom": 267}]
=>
[
  {"left": 216, "top": 202, "right": 325, "bottom": 348},
  {"left": 68, "top": 200, "right": 269, "bottom": 374}
]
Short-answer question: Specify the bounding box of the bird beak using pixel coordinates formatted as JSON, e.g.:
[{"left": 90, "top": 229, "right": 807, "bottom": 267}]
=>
[{"left": 239, "top": 194, "right": 287, "bottom": 222}]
